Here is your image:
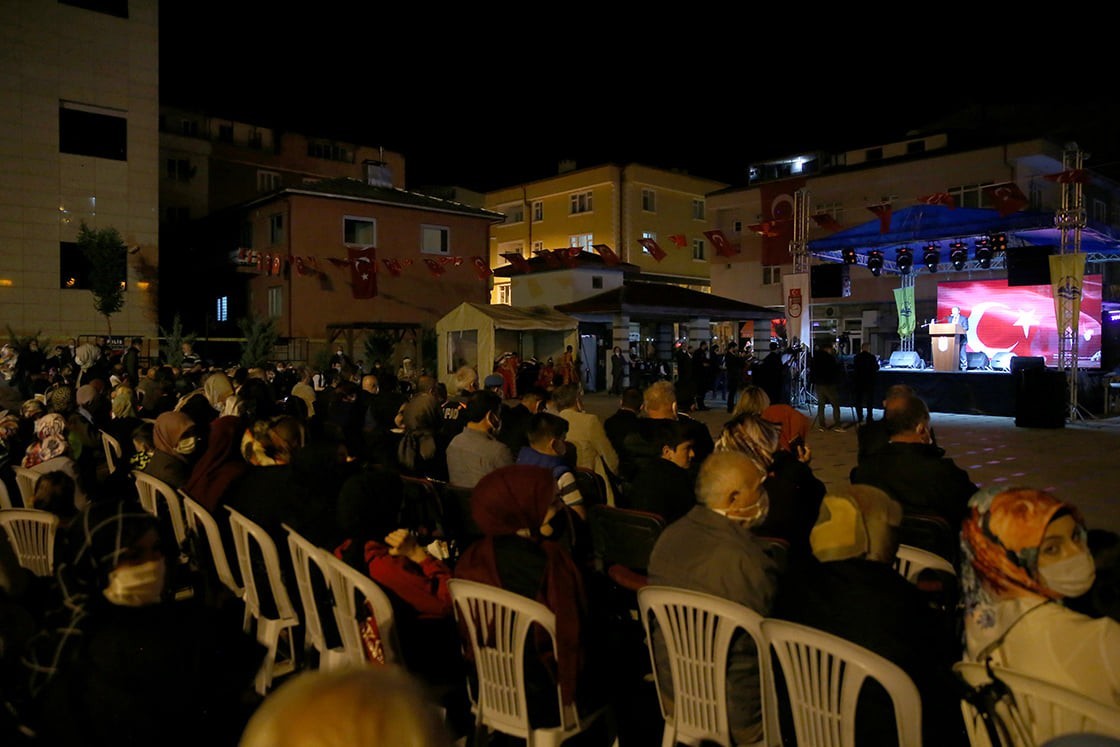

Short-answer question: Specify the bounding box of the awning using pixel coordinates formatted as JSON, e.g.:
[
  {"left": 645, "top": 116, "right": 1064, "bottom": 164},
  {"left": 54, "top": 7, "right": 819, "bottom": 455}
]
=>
[{"left": 556, "top": 281, "right": 778, "bottom": 321}]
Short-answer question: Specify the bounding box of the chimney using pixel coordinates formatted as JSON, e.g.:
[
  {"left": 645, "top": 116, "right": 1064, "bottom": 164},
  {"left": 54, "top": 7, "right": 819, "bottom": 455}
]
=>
[
  {"left": 363, "top": 159, "right": 393, "bottom": 187},
  {"left": 558, "top": 159, "right": 577, "bottom": 174}
]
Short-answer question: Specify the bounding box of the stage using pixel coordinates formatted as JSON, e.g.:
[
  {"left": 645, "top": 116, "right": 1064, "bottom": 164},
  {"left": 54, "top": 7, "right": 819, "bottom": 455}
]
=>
[{"left": 873, "top": 368, "right": 1016, "bottom": 416}]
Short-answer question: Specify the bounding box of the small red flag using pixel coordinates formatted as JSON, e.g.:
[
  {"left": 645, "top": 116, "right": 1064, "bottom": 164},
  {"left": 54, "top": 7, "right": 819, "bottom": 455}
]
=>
[
  {"left": 326, "top": 257, "right": 350, "bottom": 268},
  {"left": 348, "top": 246, "right": 377, "bottom": 299},
  {"left": 983, "top": 183, "right": 1029, "bottom": 218},
  {"left": 538, "top": 250, "right": 563, "bottom": 269},
  {"left": 423, "top": 257, "right": 446, "bottom": 277},
  {"left": 917, "top": 192, "right": 957, "bottom": 209},
  {"left": 747, "top": 221, "right": 780, "bottom": 238},
  {"left": 637, "top": 238, "right": 666, "bottom": 261},
  {"left": 592, "top": 244, "right": 621, "bottom": 266},
  {"left": 669, "top": 234, "right": 687, "bottom": 248},
  {"left": 1043, "top": 169, "right": 1091, "bottom": 184},
  {"left": 703, "top": 230, "right": 738, "bottom": 257},
  {"left": 382, "top": 258, "right": 402, "bottom": 277},
  {"left": 557, "top": 249, "right": 579, "bottom": 268},
  {"left": 470, "top": 255, "right": 492, "bottom": 280},
  {"left": 294, "top": 257, "right": 306, "bottom": 275},
  {"left": 271, "top": 254, "right": 282, "bottom": 276},
  {"left": 501, "top": 252, "right": 532, "bottom": 273},
  {"left": 867, "top": 203, "right": 892, "bottom": 234},
  {"left": 811, "top": 214, "right": 844, "bottom": 231},
  {"left": 257, "top": 253, "right": 267, "bottom": 273},
  {"left": 568, "top": 246, "right": 583, "bottom": 258}
]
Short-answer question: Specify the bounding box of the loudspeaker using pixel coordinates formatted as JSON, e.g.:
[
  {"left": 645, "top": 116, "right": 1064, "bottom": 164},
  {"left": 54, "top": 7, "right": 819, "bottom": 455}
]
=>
[
  {"left": 990, "top": 351, "right": 1015, "bottom": 371},
  {"left": 811, "top": 263, "right": 846, "bottom": 298},
  {"left": 1015, "top": 368, "right": 1066, "bottom": 428},
  {"left": 888, "top": 350, "right": 923, "bottom": 369},
  {"left": 1007, "top": 245, "right": 1054, "bottom": 287},
  {"left": 966, "top": 351, "right": 991, "bottom": 370},
  {"left": 1010, "top": 356, "right": 1046, "bottom": 374}
]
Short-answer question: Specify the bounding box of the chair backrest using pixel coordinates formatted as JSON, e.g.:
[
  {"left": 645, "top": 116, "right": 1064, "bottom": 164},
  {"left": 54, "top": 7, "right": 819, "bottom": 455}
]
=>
[
  {"left": 571, "top": 467, "right": 608, "bottom": 508},
  {"left": 440, "top": 483, "right": 483, "bottom": 546},
  {"left": 893, "top": 543, "right": 956, "bottom": 582},
  {"left": 318, "top": 550, "right": 402, "bottom": 667},
  {"left": 131, "top": 470, "right": 188, "bottom": 549},
  {"left": 180, "top": 493, "right": 243, "bottom": 598},
  {"left": 226, "top": 506, "right": 298, "bottom": 624},
  {"left": 12, "top": 467, "right": 39, "bottom": 507},
  {"left": 760, "top": 618, "right": 923, "bottom": 747},
  {"left": 954, "top": 661, "right": 1120, "bottom": 746},
  {"left": 587, "top": 504, "right": 665, "bottom": 574},
  {"left": 899, "top": 511, "right": 959, "bottom": 565},
  {"left": 0, "top": 479, "right": 13, "bottom": 510},
  {"left": 637, "top": 585, "right": 769, "bottom": 747},
  {"left": 283, "top": 523, "right": 344, "bottom": 668},
  {"left": 101, "top": 430, "right": 123, "bottom": 474},
  {"left": 0, "top": 508, "right": 60, "bottom": 576},
  {"left": 448, "top": 578, "right": 577, "bottom": 739}
]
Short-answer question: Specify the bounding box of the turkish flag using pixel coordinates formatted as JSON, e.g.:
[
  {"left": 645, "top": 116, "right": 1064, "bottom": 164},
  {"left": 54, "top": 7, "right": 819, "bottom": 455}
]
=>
[
  {"left": 760, "top": 177, "right": 804, "bottom": 265},
  {"left": 272, "top": 254, "right": 282, "bottom": 276},
  {"left": 637, "top": 238, "right": 666, "bottom": 262},
  {"left": 811, "top": 214, "right": 844, "bottom": 232},
  {"left": 257, "top": 253, "right": 267, "bottom": 273},
  {"left": 592, "top": 244, "right": 621, "bottom": 266},
  {"left": 348, "top": 247, "right": 377, "bottom": 298},
  {"left": 917, "top": 192, "right": 957, "bottom": 209},
  {"left": 382, "top": 258, "right": 403, "bottom": 277},
  {"left": 423, "top": 257, "right": 445, "bottom": 277},
  {"left": 558, "top": 249, "right": 579, "bottom": 268},
  {"left": 867, "top": 203, "right": 892, "bottom": 234},
  {"left": 538, "top": 250, "right": 563, "bottom": 269},
  {"left": 984, "top": 183, "right": 1030, "bottom": 218},
  {"left": 295, "top": 257, "right": 306, "bottom": 275},
  {"left": 470, "top": 256, "right": 492, "bottom": 279},
  {"left": 669, "top": 234, "right": 687, "bottom": 248},
  {"left": 501, "top": 252, "right": 532, "bottom": 273},
  {"left": 568, "top": 246, "right": 583, "bottom": 257},
  {"left": 1043, "top": 169, "right": 1091, "bottom": 184},
  {"left": 747, "top": 222, "right": 780, "bottom": 238},
  {"left": 703, "top": 230, "right": 737, "bottom": 257}
]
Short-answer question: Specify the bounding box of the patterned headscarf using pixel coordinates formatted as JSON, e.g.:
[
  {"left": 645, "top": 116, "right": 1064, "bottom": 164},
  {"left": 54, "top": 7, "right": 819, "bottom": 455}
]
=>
[
  {"left": 716, "top": 412, "right": 781, "bottom": 473},
  {"left": 22, "top": 413, "right": 70, "bottom": 467},
  {"left": 0, "top": 410, "right": 19, "bottom": 446},
  {"left": 46, "top": 384, "right": 75, "bottom": 415},
  {"left": 960, "top": 486, "right": 1083, "bottom": 659}
]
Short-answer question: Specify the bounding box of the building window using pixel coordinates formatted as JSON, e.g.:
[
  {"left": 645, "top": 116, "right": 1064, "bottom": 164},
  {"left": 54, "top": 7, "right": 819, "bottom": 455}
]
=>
[
  {"left": 307, "top": 141, "right": 353, "bottom": 162},
  {"left": 269, "top": 214, "right": 284, "bottom": 245},
  {"left": 570, "top": 234, "right": 593, "bottom": 251},
  {"left": 215, "top": 295, "right": 228, "bottom": 323},
  {"left": 639, "top": 231, "right": 656, "bottom": 255},
  {"left": 592, "top": 276, "right": 603, "bottom": 289},
  {"left": 503, "top": 204, "right": 524, "bottom": 224},
  {"left": 733, "top": 220, "right": 743, "bottom": 233},
  {"left": 240, "top": 222, "right": 253, "bottom": 249},
  {"left": 692, "top": 239, "right": 705, "bottom": 261},
  {"left": 641, "top": 189, "right": 657, "bottom": 212},
  {"left": 570, "top": 191, "right": 593, "bottom": 214},
  {"left": 267, "top": 286, "right": 282, "bottom": 318},
  {"left": 532, "top": 241, "right": 544, "bottom": 254},
  {"left": 217, "top": 123, "right": 233, "bottom": 142},
  {"left": 344, "top": 217, "right": 376, "bottom": 245},
  {"left": 421, "top": 225, "right": 450, "bottom": 254},
  {"left": 815, "top": 200, "right": 845, "bottom": 223},
  {"left": 58, "top": 0, "right": 128, "bottom": 18},
  {"left": 495, "top": 283, "right": 512, "bottom": 305},
  {"left": 166, "top": 158, "right": 193, "bottom": 182},
  {"left": 763, "top": 266, "right": 782, "bottom": 285},
  {"left": 949, "top": 183, "right": 994, "bottom": 210},
  {"left": 58, "top": 240, "right": 125, "bottom": 290},
  {"left": 532, "top": 201, "right": 543, "bottom": 222},
  {"left": 906, "top": 140, "right": 926, "bottom": 155},
  {"left": 692, "top": 199, "right": 705, "bottom": 220},
  {"left": 180, "top": 119, "right": 198, "bottom": 137},
  {"left": 59, "top": 102, "right": 127, "bottom": 161},
  {"left": 257, "top": 170, "right": 281, "bottom": 193},
  {"left": 865, "top": 147, "right": 883, "bottom": 161},
  {"left": 248, "top": 130, "right": 262, "bottom": 149}
]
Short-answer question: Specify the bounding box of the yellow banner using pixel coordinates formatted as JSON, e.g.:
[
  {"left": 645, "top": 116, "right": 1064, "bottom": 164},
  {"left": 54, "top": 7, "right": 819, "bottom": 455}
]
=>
[{"left": 1049, "top": 253, "right": 1085, "bottom": 337}]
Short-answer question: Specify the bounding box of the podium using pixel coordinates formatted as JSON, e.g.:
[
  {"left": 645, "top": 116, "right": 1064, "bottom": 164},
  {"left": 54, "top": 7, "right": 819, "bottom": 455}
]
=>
[{"left": 929, "top": 323, "right": 965, "bottom": 372}]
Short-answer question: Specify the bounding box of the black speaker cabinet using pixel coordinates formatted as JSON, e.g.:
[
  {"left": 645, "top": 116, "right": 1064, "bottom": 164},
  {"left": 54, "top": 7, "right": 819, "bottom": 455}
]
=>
[
  {"left": 1014, "top": 360, "right": 1065, "bottom": 428},
  {"left": 888, "top": 351, "right": 923, "bottom": 369}
]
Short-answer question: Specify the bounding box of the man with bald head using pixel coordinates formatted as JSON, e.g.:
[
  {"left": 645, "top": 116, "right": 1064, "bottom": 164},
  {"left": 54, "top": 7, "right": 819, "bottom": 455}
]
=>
[{"left": 647, "top": 451, "right": 778, "bottom": 746}]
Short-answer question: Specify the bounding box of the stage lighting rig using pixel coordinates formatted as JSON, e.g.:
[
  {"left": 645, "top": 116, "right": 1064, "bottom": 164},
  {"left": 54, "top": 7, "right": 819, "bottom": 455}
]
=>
[
  {"left": 975, "top": 237, "right": 993, "bottom": 269},
  {"left": 896, "top": 247, "right": 913, "bottom": 274},
  {"left": 842, "top": 247, "right": 858, "bottom": 264},
  {"left": 950, "top": 241, "right": 967, "bottom": 270},
  {"left": 923, "top": 244, "right": 940, "bottom": 272},
  {"left": 867, "top": 250, "right": 884, "bottom": 276},
  {"left": 990, "top": 232, "right": 1008, "bottom": 253}
]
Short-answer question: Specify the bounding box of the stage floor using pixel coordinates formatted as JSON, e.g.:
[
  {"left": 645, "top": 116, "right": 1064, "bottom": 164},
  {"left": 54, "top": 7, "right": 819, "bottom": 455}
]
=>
[{"left": 875, "top": 368, "right": 1015, "bottom": 416}]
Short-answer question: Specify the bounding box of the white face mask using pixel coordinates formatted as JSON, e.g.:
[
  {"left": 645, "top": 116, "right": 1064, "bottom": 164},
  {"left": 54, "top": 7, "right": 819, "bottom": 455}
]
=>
[
  {"left": 175, "top": 436, "right": 198, "bottom": 455},
  {"left": 711, "top": 492, "right": 770, "bottom": 528},
  {"left": 1038, "top": 550, "right": 1096, "bottom": 598},
  {"left": 103, "top": 558, "right": 167, "bottom": 607}
]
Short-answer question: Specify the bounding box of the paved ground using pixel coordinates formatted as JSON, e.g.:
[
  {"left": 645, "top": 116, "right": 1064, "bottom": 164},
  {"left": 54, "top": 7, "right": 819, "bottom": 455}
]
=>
[{"left": 579, "top": 391, "right": 1120, "bottom": 536}]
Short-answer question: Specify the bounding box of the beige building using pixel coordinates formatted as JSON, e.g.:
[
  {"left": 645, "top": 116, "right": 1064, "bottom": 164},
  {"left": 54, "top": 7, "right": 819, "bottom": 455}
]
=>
[{"left": 0, "top": 0, "right": 160, "bottom": 340}]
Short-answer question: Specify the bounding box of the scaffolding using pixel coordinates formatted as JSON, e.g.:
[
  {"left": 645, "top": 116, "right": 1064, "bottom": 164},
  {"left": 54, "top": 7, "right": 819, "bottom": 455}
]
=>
[{"left": 1054, "top": 143, "right": 1090, "bottom": 421}]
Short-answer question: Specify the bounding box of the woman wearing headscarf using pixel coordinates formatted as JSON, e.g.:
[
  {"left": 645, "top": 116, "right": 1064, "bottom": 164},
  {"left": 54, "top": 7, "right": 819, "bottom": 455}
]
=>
[
  {"left": 395, "top": 392, "right": 448, "bottom": 481},
  {"left": 182, "top": 415, "right": 249, "bottom": 513},
  {"left": 21, "top": 412, "right": 87, "bottom": 510},
  {"left": 24, "top": 499, "right": 263, "bottom": 747},
  {"left": 453, "top": 464, "right": 604, "bottom": 726},
  {"left": 141, "top": 410, "right": 199, "bottom": 489},
  {"left": 961, "top": 486, "right": 1120, "bottom": 706}
]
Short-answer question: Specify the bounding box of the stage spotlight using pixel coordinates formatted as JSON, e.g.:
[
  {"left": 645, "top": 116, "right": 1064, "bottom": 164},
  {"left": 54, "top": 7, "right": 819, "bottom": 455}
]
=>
[
  {"left": 842, "top": 247, "right": 858, "bottom": 264},
  {"left": 923, "top": 244, "right": 940, "bottom": 272},
  {"left": 896, "top": 247, "right": 913, "bottom": 274},
  {"left": 867, "top": 250, "right": 884, "bottom": 276},
  {"left": 990, "top": 232, "right": 1008, "bottom": 253},
  {"left": 975, "top": 237, "right": 993, "bottom": 269},
  {"left": 950, "top": 241, "right": 967, "bottom": 270}
]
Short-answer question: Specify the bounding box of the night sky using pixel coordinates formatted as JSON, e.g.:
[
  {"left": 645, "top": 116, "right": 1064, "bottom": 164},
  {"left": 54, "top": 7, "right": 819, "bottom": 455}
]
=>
[{"left": 159, "top": 6, "right": 1120, "bottom": 193}]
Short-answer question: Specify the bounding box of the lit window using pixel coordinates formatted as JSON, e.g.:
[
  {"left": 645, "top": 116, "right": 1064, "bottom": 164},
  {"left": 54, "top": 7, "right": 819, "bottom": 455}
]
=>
[
  {"left": 421, "top": 225, "right": 450, "bottom": 254},
  {"left": 569, "top": 234, "right": 593, "bottom": 251},
  {"left": 640, "top": 231, "right": 656, "bottom": 254},
  {"left": 532, "top": 201, "right": 543, "bottom": 221},
  {"left": 216, "top": 295, "right": 228, "bottom": 322},
  {"left": 257, "top": 170, "right": 281, "bottom": 193},
  {"left": 344, "top": 217, "right": 376, "bottom": 245}
]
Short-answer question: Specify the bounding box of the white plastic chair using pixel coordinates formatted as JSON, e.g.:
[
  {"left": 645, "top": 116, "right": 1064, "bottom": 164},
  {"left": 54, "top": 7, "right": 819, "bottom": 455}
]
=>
[
  {"left": 131, "top": 470, "right": 188, "bottom": 551},
  {"left": 893, "top": 543, "right": 956, "bottom": 582},
  {"left": 319, "top": 550, "right": 403, "bottom": 668},
  {"left": 283, "top": 524, "right": 350, "bottom": 672},
  {"left": 101, "top": 430, "right": 123, "bottom": 474},
  {"left": 760, "top": 618, "right": 923, "bottom": 747},
  {"left": 226, "top": 506, "right": 300, "bottom": 695},
  {"left": 955, "top": 661, "right": 1120, "bottom": 746},
  {"left": 637, "top": 585, "right": 770, "bottom": 747},
  {"left": 12, "top": 467, "right": 39, "bottom": 507},
  {"left": 0, "top": 508, "right": 59, "bottom": 576},
  {"left": 448, "top": 578, "right": 614, "bottom": 747},
  {"left": 180, "top": 493, "right": 244, "bottom": 606}
]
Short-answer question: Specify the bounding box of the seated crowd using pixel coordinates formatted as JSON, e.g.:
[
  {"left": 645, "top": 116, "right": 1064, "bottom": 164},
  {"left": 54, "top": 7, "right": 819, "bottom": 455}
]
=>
[{"left": 0, "top": 340, "right": 1117, "bottom": 747}]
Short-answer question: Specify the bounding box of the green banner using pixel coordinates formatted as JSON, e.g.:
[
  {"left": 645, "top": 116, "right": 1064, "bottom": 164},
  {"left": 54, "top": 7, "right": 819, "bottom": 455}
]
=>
[{"left": 893, "top": 285, "right": 916, "bottom": 337}]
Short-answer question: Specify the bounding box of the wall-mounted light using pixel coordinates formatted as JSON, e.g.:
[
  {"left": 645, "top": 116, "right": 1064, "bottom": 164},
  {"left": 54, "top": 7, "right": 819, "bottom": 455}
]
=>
[
  {"left": 136, "top": 281, "right": 150, "bottom": 290},
  {"left": 0, "top": 279, "right": 13, "bottom": 287}
]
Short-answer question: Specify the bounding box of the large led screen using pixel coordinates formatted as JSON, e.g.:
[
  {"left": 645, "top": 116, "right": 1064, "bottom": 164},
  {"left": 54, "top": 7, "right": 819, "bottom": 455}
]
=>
[{"left": 936, "top": 275, "right": 1103, "bottom": 368}]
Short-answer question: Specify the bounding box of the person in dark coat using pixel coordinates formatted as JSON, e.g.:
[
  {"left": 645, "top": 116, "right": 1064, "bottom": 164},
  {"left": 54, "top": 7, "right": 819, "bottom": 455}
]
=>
[
  {"left": 623, "top": 419, "right": 696, "bottom": 522},
  {"left": 723, "top": 343, "right": 746, "bottom": 413},
  {"left": 809, "top": 341, "right": 844, "bottom": 430},
  {"left": 603, "top": 386, "right": 642, "bottom": 460}
]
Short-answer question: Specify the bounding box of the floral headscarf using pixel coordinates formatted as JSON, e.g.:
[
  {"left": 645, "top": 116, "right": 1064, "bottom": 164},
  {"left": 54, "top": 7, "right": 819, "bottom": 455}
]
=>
[
  {"left": 0, "top": 410, "right": 19, "bottom": 446},
  {"left": 960, "top": 486, "right": 1084, "bottom": 660},
  {"left": 22, "top": 413, "right": 70, "bottom": 467}
]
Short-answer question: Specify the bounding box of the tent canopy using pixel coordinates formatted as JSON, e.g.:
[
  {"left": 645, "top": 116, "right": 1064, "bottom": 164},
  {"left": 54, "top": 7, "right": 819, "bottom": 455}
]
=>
[{"left": 435, "top": 302, "right": 579, "bottom": 386}]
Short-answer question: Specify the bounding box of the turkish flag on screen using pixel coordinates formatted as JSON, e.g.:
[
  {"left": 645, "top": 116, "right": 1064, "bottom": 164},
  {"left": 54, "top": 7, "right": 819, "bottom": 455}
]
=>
[{"left": 348, "top": 247, "right": 377, "bottom": 299}]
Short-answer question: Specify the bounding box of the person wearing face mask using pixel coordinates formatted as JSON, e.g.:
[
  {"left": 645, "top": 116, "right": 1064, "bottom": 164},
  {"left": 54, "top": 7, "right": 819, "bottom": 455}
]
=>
[
  {"left": 444, "top": 390, "right": 513, "bottom": 489},
  {"left": 22, "top": 499, "right": 265, "bottom": 747},
  {"left": 646, "top": 450, "right": 779, "bottom": 746},
  {"left": 141, "top": 410, "right": 199, "bottom": 489},
  {"left": 961, "top": 487, "right": 1120, "bottom": 707}
]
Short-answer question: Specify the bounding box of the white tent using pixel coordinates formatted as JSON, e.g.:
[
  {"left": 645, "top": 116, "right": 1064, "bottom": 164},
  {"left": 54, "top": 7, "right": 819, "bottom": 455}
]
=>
[{"left": 436, "top": 302, "right": 579, "bottom": 387}]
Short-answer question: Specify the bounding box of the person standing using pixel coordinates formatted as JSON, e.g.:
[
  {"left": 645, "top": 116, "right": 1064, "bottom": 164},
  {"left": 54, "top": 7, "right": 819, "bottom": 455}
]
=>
[
  {"left": 122, "top": 337, "right": 142, "bottom": 387},
  {"left": 948, "top": 306, "right": 969, "bottom": 370},
  {"left": 609, "top": 346, "right": 626, "bottom": 396},
  {"left": 724, "top": 343, "right": 745, "bottom": 414},
  {"left": 754, "top": 342, "right": 786, "bottom": 406},
  {"left": 691, "top": 341, "right": 712, "bottom": 411},
  {"left": 809, "top": 341, "right": 843, "bottom": 431},
  {"left": 851, "top": 343, "right": 880, "bottom": 424}
]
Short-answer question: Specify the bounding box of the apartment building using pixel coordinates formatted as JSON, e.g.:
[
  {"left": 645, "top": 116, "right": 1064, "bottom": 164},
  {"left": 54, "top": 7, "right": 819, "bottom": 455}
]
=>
[{"left": 0, "top": 0, "right": 159, "bottom": 340}]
